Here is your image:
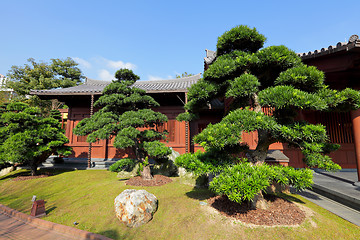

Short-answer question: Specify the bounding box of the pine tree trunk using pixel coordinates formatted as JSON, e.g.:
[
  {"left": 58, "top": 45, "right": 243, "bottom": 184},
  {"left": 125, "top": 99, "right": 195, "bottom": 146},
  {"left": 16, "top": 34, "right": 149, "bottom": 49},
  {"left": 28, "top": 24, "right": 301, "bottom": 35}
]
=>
[
  {"left": 30, "top": 163, "right": 37, "bottom": 176},
  {"left": 140, "top": 165, "right": 153, "bottom": 180},
  {"left": 250, "top": 191, "right": 268, "bottom": 210},
  {"left": 249, "top": 93, "right": 277, "bottom": 209}
]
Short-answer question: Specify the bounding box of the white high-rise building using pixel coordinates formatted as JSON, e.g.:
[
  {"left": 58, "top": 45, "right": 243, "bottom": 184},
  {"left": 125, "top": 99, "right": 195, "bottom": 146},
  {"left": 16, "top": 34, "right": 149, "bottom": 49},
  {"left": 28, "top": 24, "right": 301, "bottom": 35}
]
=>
[
  {"left": 0, "top": 74, "right": 14, "bottom": 100},
  {"left": 0, "top": 74, "right": 6, "bottom": 88}
]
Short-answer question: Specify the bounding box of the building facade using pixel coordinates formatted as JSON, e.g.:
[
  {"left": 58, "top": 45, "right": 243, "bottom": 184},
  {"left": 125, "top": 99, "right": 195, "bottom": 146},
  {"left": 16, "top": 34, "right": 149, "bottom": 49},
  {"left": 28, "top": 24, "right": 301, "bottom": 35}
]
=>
[{"left": 31, "top": 36, "right": 360, "bottom": 180}]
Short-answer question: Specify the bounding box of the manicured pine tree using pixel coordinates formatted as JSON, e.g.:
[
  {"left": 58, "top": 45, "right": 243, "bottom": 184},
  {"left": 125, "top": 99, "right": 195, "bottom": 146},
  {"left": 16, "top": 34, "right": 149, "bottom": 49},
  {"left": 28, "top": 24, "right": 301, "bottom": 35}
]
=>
[
  {"left": 0, "top": 102, "right": 72, "bottom": 176},
  {"left": 73, "top": 69, "right": 171, "bottom": 180},
  {"left": 176, "top": 25, "right": 360, "bottom": 209}
]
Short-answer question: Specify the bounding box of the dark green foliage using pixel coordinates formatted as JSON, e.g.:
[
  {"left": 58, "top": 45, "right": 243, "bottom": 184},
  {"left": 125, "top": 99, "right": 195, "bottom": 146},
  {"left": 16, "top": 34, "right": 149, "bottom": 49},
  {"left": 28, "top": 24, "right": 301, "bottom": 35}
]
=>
[
  {"left": 109, "top": 158, "right": 136, "bottom": 172},
  {"left": 223, "top": 108, "right": 278, "bottom": 131},
  {"left": 258, "top": 86, "right": 327, "bottom": 110},
  {"left": 194, "top": 122, "right": 244, "bottom": 151},
  {"left": 6, "top": 58, "right": 84, "bottom": 114},
  {"left": 194, "top": 108, "right": 278, "bottom": 151},
  {"left": 0, "top": 102, "right": 72, "bottom": 175},
  {"left": 181, "top": 25, "right": 350, "bottom": 170},
  {"left": 143, "top": 141, "right": 171, "bottom": 158},
  {"left": 73, "top": 69, "right": 170, "bottom": 166},
  {"left": 115, "top": 69, "right": 140, "bottom": 82},
  {"left": 50, "top": 109, "right": 62, "bottom": 121},
  {"left": 303, "top": 153, "right": 341, "bottom": 171},
  {"left": 209, "top": 163, "right": 313, "bottom": 204},
  {"left": 95, "top": 82, "right": 159, "bottom": 112},
  {"left": 176, "top": 25, "right": 359, "bottom": 206},
  {"left": 318, "top": 88, "right": 360, "bottom": 111},
  {"left": 278, "top": 122, "right": 341, "bottom": 171},
  {"left": 253, "top": 45, "right": 302, "bottom": 89},
  {"left": 216, "top": 25, "right": 266, "bottom": 56},
  {"left": 7, "top": 58, "right": 83, "bottom": 96},
  {"left": 184, "top": 79, "right": 222, "bottom": 112},
  {"left": 203, "top": 51, "right": 257, "bottom": 82},
  {"left": 176, "top": 112, "right": 199, "bottom": 122},
  {"left": 275, "top": 65, "right": 325, "bottom": 92},
  {"left": 175, "top": 150, "right": 236, "bottom": 175},
  {"left": 226, "top": 73, "right": 260, "bottom": 98}
]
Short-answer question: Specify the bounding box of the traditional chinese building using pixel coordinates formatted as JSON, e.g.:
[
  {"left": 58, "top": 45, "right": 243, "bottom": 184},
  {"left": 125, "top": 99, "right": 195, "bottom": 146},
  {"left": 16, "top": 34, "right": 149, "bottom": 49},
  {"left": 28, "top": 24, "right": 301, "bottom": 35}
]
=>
[
  {"left": 31, "top": 35, "right": 360, "bottom": 181},
  {"left": 31, "top": 74, "right": 223, "bottom": 164}
]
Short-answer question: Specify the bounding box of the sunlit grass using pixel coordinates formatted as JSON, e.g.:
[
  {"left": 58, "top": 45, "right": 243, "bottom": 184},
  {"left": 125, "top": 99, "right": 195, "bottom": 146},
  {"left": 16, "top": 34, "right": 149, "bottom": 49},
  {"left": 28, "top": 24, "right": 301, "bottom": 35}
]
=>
[{"left": 0, "top": 169, "right": 359, "bottom": 239}]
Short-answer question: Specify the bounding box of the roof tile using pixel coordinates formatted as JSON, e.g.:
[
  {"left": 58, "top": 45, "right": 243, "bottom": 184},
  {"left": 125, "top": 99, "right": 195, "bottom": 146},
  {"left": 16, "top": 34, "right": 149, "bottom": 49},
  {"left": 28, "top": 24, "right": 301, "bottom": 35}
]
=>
[{"left": 30, "top": 73, "right": 201, "bottom": 96}]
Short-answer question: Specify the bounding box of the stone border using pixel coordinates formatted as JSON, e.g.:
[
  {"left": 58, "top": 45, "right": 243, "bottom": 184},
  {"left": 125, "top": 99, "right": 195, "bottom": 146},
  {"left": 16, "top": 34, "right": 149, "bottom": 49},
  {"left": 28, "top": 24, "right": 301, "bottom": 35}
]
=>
[{"left": 0, "top": 204, "right": 112, "bottom": 240}]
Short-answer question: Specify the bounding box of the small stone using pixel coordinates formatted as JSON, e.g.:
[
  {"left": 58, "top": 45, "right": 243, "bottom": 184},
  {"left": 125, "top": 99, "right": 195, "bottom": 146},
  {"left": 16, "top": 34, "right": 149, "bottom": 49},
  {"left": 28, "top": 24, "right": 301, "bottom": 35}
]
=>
[
  {"left": 114, "top": 189, "right": 158, "bottom": 227},
  {"left": 199, "top": 201, "right": 207, "bottom": 206}
]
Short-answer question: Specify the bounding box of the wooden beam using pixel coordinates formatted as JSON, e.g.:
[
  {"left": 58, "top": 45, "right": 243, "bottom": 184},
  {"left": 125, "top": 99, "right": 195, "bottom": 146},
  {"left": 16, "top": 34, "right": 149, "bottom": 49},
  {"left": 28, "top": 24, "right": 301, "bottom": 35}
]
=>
[{"left": 88, "top": 94, "right": 94, "bottom": 168}]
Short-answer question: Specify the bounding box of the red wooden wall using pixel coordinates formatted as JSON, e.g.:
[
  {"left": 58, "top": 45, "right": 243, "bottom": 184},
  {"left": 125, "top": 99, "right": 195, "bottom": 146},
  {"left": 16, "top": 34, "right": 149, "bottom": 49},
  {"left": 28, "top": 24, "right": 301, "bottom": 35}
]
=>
[{"left": 64, "top": 106, "right": 191, "bottom": 159}]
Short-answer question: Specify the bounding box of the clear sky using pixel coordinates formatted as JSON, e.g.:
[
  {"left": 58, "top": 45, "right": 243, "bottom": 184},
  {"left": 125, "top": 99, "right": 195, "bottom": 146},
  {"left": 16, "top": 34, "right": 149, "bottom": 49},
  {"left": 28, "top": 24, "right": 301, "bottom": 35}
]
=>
[{"left": 1, "top": 0, "right": 359, "bottom": 81}]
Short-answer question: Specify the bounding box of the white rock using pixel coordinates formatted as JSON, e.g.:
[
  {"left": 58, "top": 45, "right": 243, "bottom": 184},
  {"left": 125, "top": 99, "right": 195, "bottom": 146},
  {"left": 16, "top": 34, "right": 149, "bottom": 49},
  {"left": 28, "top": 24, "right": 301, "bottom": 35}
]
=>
[
  {"left": 0, "top": 166, "right": 15, "bottom": 177},
  {"left": 114, "top": 189, "right": 158, "bottom": 227}
]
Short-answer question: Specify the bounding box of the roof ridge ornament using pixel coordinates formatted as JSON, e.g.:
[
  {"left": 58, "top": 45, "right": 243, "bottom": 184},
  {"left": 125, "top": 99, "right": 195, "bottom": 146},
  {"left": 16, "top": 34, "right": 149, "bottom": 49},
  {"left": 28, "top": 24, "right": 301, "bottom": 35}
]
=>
[{"left": 349, "top": 35, "right": 359, "bottom": 43}]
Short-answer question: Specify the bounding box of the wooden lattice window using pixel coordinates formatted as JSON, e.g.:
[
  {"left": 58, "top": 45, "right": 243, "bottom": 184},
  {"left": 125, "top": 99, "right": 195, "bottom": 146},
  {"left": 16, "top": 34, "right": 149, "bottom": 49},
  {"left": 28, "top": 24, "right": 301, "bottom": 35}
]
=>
[
  {"left": 262, "top": 106, "right": 274, "bottom": 116},
  {"left": 315, "top": 112, "right": 353, "bottom": 144}
]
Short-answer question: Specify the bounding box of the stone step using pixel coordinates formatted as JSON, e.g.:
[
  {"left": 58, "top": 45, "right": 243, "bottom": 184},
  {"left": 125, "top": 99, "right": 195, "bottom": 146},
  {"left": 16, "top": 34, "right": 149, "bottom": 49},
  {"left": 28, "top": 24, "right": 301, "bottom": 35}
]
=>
[
  {"left": 311, "top": 170, "right": 360, "bottom": 212},
  {"left": 42, "top": 157, "right": 118, "bottom": 170}
]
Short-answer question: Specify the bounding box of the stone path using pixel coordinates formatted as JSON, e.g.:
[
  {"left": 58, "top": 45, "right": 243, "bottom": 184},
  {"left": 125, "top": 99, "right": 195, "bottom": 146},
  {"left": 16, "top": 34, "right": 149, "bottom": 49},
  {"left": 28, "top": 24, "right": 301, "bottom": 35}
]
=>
[
  {"left": 0, "top": 204, "right": 111, "bottom": 240},
  {"left": 0, "top": 213, "right": 73, "bottom": 240},
  {"left": 294, "top": 169, "right": 360, "bottom": 226}
]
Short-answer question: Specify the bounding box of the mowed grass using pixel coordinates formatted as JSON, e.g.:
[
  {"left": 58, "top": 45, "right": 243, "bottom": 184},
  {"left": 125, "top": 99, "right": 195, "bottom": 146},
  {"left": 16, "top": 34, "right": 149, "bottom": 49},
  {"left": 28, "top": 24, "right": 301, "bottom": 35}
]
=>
[{"left": 0, "top": 169, "right": 359, "bottom": 240}]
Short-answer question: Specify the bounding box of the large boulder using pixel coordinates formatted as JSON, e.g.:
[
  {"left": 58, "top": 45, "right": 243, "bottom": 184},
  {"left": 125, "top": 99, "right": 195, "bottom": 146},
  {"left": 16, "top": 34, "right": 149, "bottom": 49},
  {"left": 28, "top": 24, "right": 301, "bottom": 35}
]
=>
[
  {"left": 0, "top": 166, "right": 15, "bottom": 177},
  {"left": 117, "top": 163, "right": 140, "bottom": 179},
  {"left": 114, "top": 189, "right": 158, "bottom": 227}
]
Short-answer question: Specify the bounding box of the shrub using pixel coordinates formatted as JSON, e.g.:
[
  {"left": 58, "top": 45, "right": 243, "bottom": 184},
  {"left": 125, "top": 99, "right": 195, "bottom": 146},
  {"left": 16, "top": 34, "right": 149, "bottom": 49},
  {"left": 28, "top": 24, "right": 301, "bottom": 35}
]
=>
[
  {"left": 175, "top": 150, "right": 236, "bottom": 175},
  {"left": 109, "top": 158, "right": 136, "bottom": 172},
  {"left": 209, "top": 162, "right": 313, "bottom": 204}
]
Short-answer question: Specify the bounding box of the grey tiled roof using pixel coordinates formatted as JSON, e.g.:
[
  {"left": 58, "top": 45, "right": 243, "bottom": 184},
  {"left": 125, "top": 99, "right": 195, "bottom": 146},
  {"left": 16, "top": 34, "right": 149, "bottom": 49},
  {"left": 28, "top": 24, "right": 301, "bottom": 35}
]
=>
[
  {"left": 298, "top": 34, "right": 360, "bottom": 59},
  {"left": 30, "top": 73, "right": 202, "bottom": 96}
]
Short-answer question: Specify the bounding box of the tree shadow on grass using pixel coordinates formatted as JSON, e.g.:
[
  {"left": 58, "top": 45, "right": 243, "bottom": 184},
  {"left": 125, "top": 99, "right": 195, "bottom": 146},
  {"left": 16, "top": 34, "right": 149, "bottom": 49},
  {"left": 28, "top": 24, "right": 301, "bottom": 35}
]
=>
[
  {"left": 98, "top": 229, "right": 122, "bottom": 239},
  {"left": 0, "top": 168, "right": 74, "bottom": 181},
  {"left": 278, "top": 192, "right": 306, "bottom": 204},
  {"left": 45, "top": 206, "right": 57, "bottom": 215},
  {"left": 186, "top": 187, "right": 215, "bottom": 201},
  {"left": 117, "top": 178, "right": 130, "bottom": 182}
]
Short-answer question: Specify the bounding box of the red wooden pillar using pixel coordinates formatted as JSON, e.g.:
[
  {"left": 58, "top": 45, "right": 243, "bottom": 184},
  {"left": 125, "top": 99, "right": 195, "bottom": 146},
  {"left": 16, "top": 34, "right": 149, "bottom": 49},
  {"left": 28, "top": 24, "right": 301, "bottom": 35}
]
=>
[
  {"left": 185, "top": 92, "right": 190, "bottom": 153},
  {"left": 88, "top": 94, "right": 94, "bottom": 168},
  {"left": 350, "top": 109, "right": 360, "bottom": 182}
]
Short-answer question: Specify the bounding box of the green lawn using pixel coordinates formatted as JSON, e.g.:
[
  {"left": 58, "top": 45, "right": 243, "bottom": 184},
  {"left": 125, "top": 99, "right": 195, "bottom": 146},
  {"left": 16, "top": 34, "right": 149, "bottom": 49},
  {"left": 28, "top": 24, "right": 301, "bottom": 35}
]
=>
[{"left": 0, "top": 169, "right": 359, "bottom": 240}]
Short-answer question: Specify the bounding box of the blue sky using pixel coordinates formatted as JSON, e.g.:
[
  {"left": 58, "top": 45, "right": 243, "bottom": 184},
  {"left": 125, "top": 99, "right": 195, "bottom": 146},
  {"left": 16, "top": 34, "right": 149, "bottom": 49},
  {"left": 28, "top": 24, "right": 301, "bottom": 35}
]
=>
[{"left": 1, "top": 0, "right": 359, "bottom": 81}]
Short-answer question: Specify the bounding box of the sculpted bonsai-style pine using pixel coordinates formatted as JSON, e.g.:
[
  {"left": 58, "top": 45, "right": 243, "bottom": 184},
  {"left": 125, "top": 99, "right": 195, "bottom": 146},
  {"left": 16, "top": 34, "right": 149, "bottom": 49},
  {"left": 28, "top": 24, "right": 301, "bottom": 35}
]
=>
[
  {"left": 176, "top": 25, "right": 360, "bottom": 209},
  {"left": 73, "top": 69, "right": 171, "bottom": 180},
  {"left": 0, "top": 102, "right": 72, "bottom": 176}
]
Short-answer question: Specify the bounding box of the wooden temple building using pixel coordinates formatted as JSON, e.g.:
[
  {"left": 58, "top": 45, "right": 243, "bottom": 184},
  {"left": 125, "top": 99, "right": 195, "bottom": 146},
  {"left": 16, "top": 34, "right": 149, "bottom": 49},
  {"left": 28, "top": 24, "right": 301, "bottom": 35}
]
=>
[
  {"left": 31, "top": 35, "right": 360, "bottom": 181},
  {"left": 31, "top": 74, "right": 223, "bottom": 161}
]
